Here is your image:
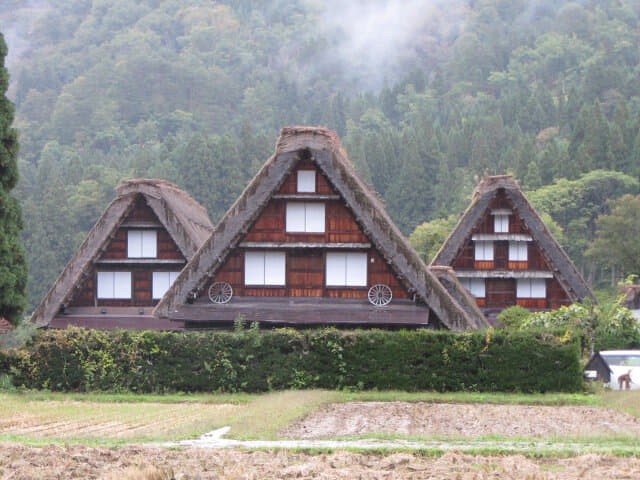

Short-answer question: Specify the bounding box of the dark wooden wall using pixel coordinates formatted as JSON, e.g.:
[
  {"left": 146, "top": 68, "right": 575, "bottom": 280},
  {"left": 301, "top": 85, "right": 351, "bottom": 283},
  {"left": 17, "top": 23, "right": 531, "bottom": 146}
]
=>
[
  {"left": 69, "top": 195, "right": 185, "bottom": 308},
  {"left": 207, "top": 164, "right": 410, "bottom": 301},
  {"left": 209, "top": 248, "right": 410, "bottom": 300}
]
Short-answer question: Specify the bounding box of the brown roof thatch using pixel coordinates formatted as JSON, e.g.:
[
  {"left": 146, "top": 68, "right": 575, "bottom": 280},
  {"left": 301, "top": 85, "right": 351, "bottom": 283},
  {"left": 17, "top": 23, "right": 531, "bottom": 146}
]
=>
[
  {"left": 432, "top": 175, "right": 594, "bottom": 302},
  {"left": 155, "top": 127, "right": 489, "bottom": 331},
  {"left": 31, "top": 179, "right": 214, "bottom": 327},
  {"left": 429, "top": 266, "right": 488, "bottom": 325}
]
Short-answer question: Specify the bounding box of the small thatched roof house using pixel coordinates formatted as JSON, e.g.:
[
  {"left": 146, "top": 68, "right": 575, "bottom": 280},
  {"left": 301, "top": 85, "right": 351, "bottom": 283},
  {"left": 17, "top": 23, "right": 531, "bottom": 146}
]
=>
[
  {"left": 432, "top": 175, "right": 594, "bottom": 320},
  {"left": 155, "top": 127, "right": 489, "bottom": 331},
  {"left": 31, "top": 179, "right": 214, "bottom": 330}
]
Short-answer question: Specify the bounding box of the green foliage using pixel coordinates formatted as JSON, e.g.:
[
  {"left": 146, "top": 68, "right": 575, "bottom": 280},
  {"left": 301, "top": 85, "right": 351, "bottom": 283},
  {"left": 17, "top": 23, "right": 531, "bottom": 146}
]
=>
[
  {"left": 519, "top": 301, "right": 640, "bottom": 352},
  {"left": 408, "top": 214, "right": 459, "bottom": 264},
  {"left": 0, "top": 32, "right": 26, "bottom": 325},
  {"left": 587, "top": 194, "right": 640, "bottom": 276},
  {"left": 0, "top": 327, "right": 583, "bottom": 393},
  {"left": 496, "top": 305, "right": 531, "bottom": 329}
]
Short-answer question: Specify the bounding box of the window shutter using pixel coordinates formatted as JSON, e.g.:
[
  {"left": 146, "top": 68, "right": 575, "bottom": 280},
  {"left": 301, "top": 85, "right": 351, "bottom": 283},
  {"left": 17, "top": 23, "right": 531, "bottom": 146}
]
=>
[
  {"left": 142, "top": 230, "right": 157, "bottom": 258},
  {"left": 113, "top": 272, "right": 132, "bottom": 298},
  {"left": 97, "top": 272, "right": 115, "bottom": 298},
  {"left": 326, "top": 253, "right": 346, "bottom": 286},
  {"left": 305, "top": 203, "right": 325, "bottom": 233},
  {"left": 264, "top": 252, "right": 286, "bottom": 285},
  {"left": 286, "top": 203, "right": 306, "bottom": 232},
  {"left": 494, "top": 214, "right": 509, "bottom": 233},
  {"left": 245, "top": 251, "right": 265, "bottom": 285},
  {"left": 127, "top": 231, "right": 142, "bottom": 257},
  {"left": 345, "top": 253, "right": 367, "bottom": 286},
  {"left": 152, "top": 272, "right": 170, "bottom": 299},
  {"left": 531, "top": 279, "right": 546, "bottom": 298},
  {"left": 297, "top": 170, "right": 316, "bottom": 193}
]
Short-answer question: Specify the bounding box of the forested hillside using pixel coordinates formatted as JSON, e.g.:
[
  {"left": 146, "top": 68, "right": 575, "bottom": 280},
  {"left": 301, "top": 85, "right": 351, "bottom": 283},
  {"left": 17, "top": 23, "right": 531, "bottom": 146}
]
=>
[{"left": 3, "top": 0, "right": 640, "bottom": 310}]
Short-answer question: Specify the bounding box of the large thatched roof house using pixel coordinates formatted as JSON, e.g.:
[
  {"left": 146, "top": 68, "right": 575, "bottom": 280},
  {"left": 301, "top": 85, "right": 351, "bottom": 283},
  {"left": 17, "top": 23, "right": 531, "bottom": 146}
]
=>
[{"left": 154, "top": 127, "right": 489, "bottom": 331}]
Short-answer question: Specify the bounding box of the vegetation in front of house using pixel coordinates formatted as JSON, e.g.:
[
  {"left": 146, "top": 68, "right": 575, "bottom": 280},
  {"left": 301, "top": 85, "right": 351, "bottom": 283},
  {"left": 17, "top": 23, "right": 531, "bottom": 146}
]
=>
[
  {"left": 497, "top": 299, "right": 640, "bottom": 352},
  {"left": 0, "top": 326, "right": 582, "bottom": 393}
]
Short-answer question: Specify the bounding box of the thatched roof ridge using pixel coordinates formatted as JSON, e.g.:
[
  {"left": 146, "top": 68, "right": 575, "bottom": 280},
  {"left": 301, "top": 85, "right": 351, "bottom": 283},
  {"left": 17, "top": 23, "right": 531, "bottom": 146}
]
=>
[
  {"left": 31, "top": 180, "right": 214, "bottom": 327},
  {"left": 155, "top": 126, "right": 487, "bottom": 331},
  {"left": 432, "top": 175, "right": 594, "bottom": 302}
]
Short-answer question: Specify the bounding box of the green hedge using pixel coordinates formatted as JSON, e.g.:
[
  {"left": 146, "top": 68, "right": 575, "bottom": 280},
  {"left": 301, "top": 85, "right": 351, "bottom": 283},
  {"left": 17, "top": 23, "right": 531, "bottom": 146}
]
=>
[{"left": 0, "top": 327, "right": 583, "bottom": 393}]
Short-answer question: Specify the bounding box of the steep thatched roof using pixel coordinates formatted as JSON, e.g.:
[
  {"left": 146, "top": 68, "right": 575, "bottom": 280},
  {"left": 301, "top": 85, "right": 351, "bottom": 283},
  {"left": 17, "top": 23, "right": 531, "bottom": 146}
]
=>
[
  {"left": 432, "top": 175, "right": 594, "bottom": 302},
  {"left": 429, "top": 266, "right": 488, "bottom": 326},
  {"left": 31, "top": 179, "right": 214, "bottom": 327},
  {"left": 155, "top": 127, "right": 488, "bottom": 331}
]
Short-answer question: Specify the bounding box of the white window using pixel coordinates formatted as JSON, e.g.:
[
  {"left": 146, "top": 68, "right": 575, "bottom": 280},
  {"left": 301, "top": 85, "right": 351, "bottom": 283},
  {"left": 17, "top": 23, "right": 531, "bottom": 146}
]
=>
[
  {"left": 474, "top": 241, "right": 494, "bottom": 261},
  {"left": 245, "top": 251, "right": 286, "bottom": 285},
  {"left": 297, "top": 170, "right": 316, "bottom": 193},
  {"left": 460, "top": 278, "right": 486, "bottom": 298},
  {"left": 517, "top": 279, "right": 546, "bottom": 298},
  {"left": 127, "top": 230, "right": 157, "bottom": 258},
  {"left": 326, "top": 252, "right": 367, "bottom": 286},
  {"left": 509, "top": 241, "right": 528, "bottom": 261},
  {"left": 97, "top": 271, "right": 131, "bottom": 299},
  {"left": 494, "top": 214, "right": 509, "bottom": 233},
  {"left": 286, "top": 202, "right": 325, "bottom": 233},
  {"left": 152, "top": 271, "right": 180, "bottom": 299}
]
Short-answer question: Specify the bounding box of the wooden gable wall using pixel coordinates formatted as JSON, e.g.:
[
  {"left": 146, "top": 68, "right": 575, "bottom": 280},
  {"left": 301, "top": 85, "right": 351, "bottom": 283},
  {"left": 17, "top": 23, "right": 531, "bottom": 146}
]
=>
[
  {"left": 451, "top": 190, "right": 571, "bottom": 311},
  {"left": 69, "top": 196, "right": 185, "bottom": 307},
  {"left": 204, "top": 162, "right": 410, "bottom": 300}
]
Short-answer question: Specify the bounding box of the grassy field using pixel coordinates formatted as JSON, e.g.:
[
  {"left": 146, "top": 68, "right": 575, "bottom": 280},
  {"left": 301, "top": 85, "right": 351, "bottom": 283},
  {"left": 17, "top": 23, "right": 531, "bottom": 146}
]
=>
[{"left": 1, "top": 388, "right": 639, "bottom": 447}]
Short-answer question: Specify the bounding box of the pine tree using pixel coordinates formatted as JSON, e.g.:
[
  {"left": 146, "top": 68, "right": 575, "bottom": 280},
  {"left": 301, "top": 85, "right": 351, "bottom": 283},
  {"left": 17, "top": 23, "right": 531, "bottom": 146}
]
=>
[{"left": 0, "top": 33, "right": 27, "bottom": 324}]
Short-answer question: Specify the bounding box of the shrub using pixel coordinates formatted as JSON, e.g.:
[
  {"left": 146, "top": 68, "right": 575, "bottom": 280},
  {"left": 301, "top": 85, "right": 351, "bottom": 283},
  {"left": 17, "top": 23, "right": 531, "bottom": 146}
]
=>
[
  {"left": 520, "top": 300, "right": 640, "bottom": 352},
  {"left": 2, "top": 326, "right": 583, "bottom": 393}
]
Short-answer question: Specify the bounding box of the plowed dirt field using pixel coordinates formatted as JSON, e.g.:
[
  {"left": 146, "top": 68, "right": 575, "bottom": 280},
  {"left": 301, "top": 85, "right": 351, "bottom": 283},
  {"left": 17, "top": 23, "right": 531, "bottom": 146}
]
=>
[{"left": 2, "top": 443, "right": 640, "bottom": 479}]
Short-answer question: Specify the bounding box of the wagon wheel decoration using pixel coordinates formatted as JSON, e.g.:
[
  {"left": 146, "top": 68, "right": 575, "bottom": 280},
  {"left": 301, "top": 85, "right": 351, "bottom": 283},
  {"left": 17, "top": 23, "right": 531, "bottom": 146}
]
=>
[
  {"left": 208, "top": 282, "right": 233, "bottom": 304},
  {"left": 368, "top": 284, "right": 392, "bottom": 307}
]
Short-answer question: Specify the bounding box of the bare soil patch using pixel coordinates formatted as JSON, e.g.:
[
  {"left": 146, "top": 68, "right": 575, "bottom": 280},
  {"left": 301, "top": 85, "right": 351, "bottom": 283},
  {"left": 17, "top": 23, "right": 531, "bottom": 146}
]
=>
[
  {"left": 1, "top": 443, "right": 640, "bottom": 479},
  {"left": 280, "top": 402, "right": 640, "bottom": 439}
]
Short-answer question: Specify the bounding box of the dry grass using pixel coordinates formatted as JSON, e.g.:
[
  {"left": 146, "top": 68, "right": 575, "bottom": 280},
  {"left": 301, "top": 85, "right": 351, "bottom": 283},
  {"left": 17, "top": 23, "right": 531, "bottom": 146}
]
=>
[
  {"left": 2, "top": 444, "right": 640, "bottom": 479},
  {"left": 102, "top": 465, "right": 174, "bottom": 480},
  {"left": 1, "top": 389, "right": 640, "bottom": 446}
]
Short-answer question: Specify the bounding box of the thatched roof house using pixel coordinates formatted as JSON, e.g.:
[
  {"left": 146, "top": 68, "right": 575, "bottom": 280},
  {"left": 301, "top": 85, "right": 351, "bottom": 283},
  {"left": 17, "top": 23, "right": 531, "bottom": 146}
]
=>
[
  {"left": 155, "top": 127, "right": 489, "bottom": 331},
  {"left": 432, "top": 175, "right": 594, "bottom": 320},
  {"left": 31, "top": 179, "right": 214, "bottom": 329}
]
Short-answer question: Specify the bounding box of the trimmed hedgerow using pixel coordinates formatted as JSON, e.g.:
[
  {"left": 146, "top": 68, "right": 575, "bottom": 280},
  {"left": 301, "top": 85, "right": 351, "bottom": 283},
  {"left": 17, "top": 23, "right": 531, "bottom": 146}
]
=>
[{"left": 0, "top": 326, "right": 583, "bottom": 393}]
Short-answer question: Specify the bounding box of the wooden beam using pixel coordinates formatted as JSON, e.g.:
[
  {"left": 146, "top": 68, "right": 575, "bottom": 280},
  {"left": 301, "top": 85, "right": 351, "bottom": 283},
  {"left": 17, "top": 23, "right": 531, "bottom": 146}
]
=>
[
  {"left": 119, "top": 222, "right": 163, "bottom": 229},
  {"left": 95, "top": 259, "right": 186, "bottom": 265},
  {"left": 271, "top": 194, "right": 340, "bottom": 200},
  {"left": 455, "top": 270, "right": 554, "bottom": 279},
  {"left": 239, "top": 242, "right": 371, "bottom": 249}
]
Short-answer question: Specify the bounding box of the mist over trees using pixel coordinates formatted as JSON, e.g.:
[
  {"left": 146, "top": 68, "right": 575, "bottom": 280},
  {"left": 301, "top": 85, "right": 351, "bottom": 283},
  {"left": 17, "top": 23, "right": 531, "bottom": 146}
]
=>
[{"left": 3, "top": 0, "right": 640, "bottom": 310}]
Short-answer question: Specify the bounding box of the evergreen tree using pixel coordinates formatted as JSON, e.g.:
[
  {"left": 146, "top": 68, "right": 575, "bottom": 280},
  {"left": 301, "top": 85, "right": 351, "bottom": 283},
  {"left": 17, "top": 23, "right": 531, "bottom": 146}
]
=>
[{"left": 0, "top": 33, "right": 27, "bottom": 324}]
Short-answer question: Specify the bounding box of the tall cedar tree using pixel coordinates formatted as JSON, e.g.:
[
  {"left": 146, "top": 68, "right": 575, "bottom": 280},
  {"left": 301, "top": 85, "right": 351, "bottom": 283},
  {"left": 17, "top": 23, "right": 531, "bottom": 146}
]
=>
[{"left": 0, "top": 33, "right": 26, "bottom": 324}]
